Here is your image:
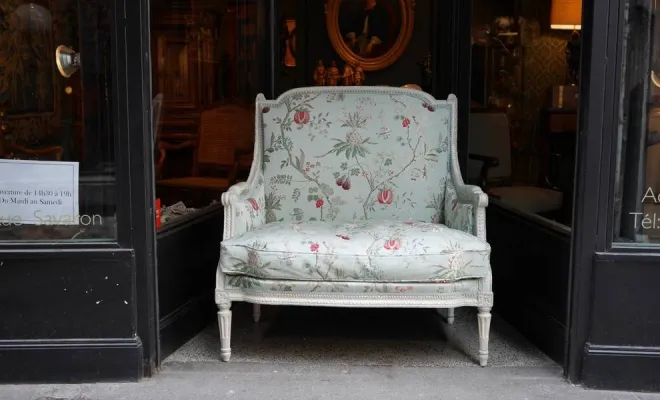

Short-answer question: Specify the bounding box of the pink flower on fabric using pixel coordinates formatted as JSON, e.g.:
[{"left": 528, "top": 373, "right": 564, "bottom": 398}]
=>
[
  {"left": 294, "top": 110, "right": 310, "bottom": 125},
  {"left": 310, "top": 243, "right": 320, "bottom": 252},
  {"left": 316, "top": 198, "right": 324, "bottom": 208},
  {"left": 384, "top": 239, "right": 401, "bottom": 251},
  {"left": 247, "top": 198, "right": 259, "bottom": 211},
  {"left": 402, "top": 117, "right": 410, "bottom": 128},
  {"left": 378, "top": 189, "right": 394, "bottom": 205}
]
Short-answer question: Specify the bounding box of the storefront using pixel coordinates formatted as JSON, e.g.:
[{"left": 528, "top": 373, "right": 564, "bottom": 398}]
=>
[{"left": 0, "top": 0, "right": 657, "bottom": 392}]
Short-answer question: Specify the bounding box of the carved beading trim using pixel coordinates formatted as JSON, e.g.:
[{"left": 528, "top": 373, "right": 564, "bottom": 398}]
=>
[
  {"left": 215, "top": 287, "right": 493, "bottom": 308},
  {"left": 216, "top": 289, "right": 231, "bottom": 309}
]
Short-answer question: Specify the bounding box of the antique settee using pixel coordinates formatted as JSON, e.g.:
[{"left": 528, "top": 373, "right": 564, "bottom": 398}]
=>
[{"left": 216, "top": 87, "right": 493, "bottom": 365}]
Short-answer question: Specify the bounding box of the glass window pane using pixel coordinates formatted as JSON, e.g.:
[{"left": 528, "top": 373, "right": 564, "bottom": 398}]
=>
[
  {"left": 468, "top": 1, "right": 580, "bottom": 229},
  {"left": 0, "top": 0, "right": 116, "bottom": 241},
  {"left": 151, "top": 0, "right": 264, "bottom": 231},
  {"left": 614, "top": 0, "right": 660, "bottom": 244}
]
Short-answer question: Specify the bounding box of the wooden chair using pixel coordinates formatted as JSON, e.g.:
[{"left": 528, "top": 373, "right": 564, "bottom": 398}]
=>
[
  {"left": 156, "top": 104, "right": 254, "bottom": 193},
  {"left": 467, "top": 112, "right": 563, "bottom": 217}
]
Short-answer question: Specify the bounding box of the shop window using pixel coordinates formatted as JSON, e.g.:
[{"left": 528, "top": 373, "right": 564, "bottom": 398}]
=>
[
  {"left": 151, "top": 0, "right": 263, "bottom": 230},
  {"left": 468, "top": 0, "right": 581, "bottom": 229},
  {"left": 613, "top": 0, "right": 660, "bottom": 244},
  {"left": 0, "top": 0, "right": 116, "bottom": 241}
]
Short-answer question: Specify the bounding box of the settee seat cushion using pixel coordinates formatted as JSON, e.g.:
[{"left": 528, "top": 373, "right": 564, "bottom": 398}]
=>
[{"left": 220, "top": 220, "right": 491, "bottom": 283}]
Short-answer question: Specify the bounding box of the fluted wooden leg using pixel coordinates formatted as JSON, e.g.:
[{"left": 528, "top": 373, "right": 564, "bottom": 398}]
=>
[
  {"left": 218, "top": 304, "right": 232, "bottom": 362},
  {"left": 477, "top": 307, "right": 492, "bottom": 366},
  {"left": 253, "top": 304, "right": 261, "bottom": 323}
]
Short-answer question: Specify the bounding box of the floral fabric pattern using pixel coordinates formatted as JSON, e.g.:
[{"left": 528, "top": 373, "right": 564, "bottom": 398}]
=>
[
  {"left": 261, "top": 91, "right": 451, "bottom": 224},
  {"left": 220, "top": 220, "right": 491, "bottom": 283}
]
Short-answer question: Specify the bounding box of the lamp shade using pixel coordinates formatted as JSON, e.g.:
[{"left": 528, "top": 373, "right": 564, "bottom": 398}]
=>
[{"left": 551, "top": 0, "right": 582, "bottom": 30}]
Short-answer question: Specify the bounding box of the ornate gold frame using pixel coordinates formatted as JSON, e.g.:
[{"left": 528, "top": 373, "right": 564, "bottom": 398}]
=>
[{"left": 325, "top": 0, "right": 415, "bottom": 71}]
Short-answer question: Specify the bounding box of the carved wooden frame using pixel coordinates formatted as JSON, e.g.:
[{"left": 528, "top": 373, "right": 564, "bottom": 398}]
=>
[{"left": 325, "top": 0, "right": 415, "bottom": 71}]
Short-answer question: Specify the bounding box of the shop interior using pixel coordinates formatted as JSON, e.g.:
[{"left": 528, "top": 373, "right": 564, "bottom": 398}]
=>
[
  {"left": 144, "top": 0, "right": 584, "bottom": 368},
  {"left": 0, "top": 0, "right": 593, "bottom": 371}
]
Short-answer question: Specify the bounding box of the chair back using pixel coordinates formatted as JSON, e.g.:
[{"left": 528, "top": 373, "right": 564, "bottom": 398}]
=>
[
  {"left": 467, "top": 112, "right": 512, "bottom": 183},
  {"left": 196, "top": 104, "right": 254, "bottom": 168},
  {"left": 257, "top": 87, "right": 457, "bottom": 224}
]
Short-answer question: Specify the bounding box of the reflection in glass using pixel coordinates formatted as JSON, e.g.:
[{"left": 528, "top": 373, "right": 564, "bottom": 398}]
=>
[
  {"left": 151, "top": 0, "right": 263, "bottom": 230},
  {"left": 614, "top": 0, "right": 660, "bottom": 243},
  {"left": 468, "top": 1, "right": 580, "bottom": 228},
  {"left": 0, "top": 0, "right": 117, "bottom": 241}
]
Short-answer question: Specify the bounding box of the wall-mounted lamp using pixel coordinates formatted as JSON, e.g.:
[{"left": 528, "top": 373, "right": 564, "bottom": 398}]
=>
[
  {"left": 55, "top": 45, "right": 80, "bottom": 78},
  {"left": 652, "top": 71, "right": 660, "bottom": 88},
  {"left": 551, "top": 0, "right": 582, "bottom": 85}
]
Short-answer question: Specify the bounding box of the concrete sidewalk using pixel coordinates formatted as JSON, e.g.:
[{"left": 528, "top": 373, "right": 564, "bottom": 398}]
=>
[{"left": 2, "top": 363, "right": 659, "bottom": 400}]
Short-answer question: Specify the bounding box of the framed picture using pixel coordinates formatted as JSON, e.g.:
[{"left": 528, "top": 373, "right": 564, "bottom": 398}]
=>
[{"left": 325, "top": 0, "right": 415, "bottom": 71}]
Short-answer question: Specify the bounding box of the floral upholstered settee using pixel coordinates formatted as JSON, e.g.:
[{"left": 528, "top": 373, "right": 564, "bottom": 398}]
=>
[{"left": 217, "top": 87, "right": 493, "bottom": 365}]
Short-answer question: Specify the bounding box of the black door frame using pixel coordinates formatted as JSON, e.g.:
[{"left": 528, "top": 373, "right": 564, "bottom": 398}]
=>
[
  {"left": 566, "top": 0, "right": 617, "bottom": 383},
  {"left": 123, "top": 0, "right": 159, "bottom": 375}
]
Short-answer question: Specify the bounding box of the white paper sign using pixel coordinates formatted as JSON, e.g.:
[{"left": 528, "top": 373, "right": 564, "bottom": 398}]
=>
[{"left": 0, "top": 159, "right": 79, "bottom": 226}]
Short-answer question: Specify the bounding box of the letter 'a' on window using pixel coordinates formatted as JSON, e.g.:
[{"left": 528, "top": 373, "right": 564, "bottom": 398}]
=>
[
  {"left": 0, "top": 1, "right": 116, "bottom": 242},
  {"left": 613, "top": 0, "right": 660, "bottom": 245}
]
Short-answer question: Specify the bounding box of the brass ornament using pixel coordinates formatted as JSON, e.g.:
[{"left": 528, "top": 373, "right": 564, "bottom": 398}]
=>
[
  {"left": 313, "top": 60, "right": 326, "bottom": 86},
  {"left": 55, "top": 45, "right": 80, "bottom": 78}
]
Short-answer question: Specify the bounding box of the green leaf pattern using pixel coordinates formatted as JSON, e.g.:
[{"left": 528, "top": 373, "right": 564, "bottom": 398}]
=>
[{"left": 261, "top": 92, "right": 457, "bottom": 223}]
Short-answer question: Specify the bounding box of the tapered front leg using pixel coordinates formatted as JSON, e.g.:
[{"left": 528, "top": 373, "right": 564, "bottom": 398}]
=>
[
  {"left": 218, "top": 303, "right": 232, "bottom": 362},
  {"left": 253, "top": 304, "right": 261, "bottom": 323},
  {"left": 477, "top": 307, "right": 492, "bottom": 366}
]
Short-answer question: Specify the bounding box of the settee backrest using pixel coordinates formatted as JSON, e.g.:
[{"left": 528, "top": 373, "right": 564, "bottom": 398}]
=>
[{"left": 255, "top": 87, "right": 457, "bottom": 224}]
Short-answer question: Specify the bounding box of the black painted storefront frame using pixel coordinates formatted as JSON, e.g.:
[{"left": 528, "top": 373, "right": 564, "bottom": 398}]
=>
[
  {"left": 2, "top": 0, "right": 659, "bottom": 392},
  {"left": 567, "top": 0, "right": 660, "bottom": 392},
  {"left": 0, "top": 0, "right": 157, "bottom": 383}
]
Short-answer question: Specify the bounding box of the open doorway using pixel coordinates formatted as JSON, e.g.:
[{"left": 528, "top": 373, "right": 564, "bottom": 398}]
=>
[
  {"left": 468, "top": 0, "right": 582, "bottom": 367},
  {"left": 147, "top": 0, "right": 578, "bottom": 373},
  {"left": 149, "top": 0, "right": 265, "bottom": 361}
]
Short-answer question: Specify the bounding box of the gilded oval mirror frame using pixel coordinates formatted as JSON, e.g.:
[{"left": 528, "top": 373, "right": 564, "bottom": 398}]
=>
[{"left": 325, "top": 0, "right": 415, "bottom": 71}]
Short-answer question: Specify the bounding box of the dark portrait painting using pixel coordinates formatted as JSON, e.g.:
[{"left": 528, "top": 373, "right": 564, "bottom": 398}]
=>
[{"left": 338, "top": 0, "right": 402, "bottom": 58}]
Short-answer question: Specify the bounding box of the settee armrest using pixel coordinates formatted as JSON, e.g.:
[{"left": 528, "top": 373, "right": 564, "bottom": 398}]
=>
[
  {"left": 444, "top": 177, "right": 488, "bottom": 240},
  {"left": 221, "top": 174, "right": 265, "bottom": 240}
]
